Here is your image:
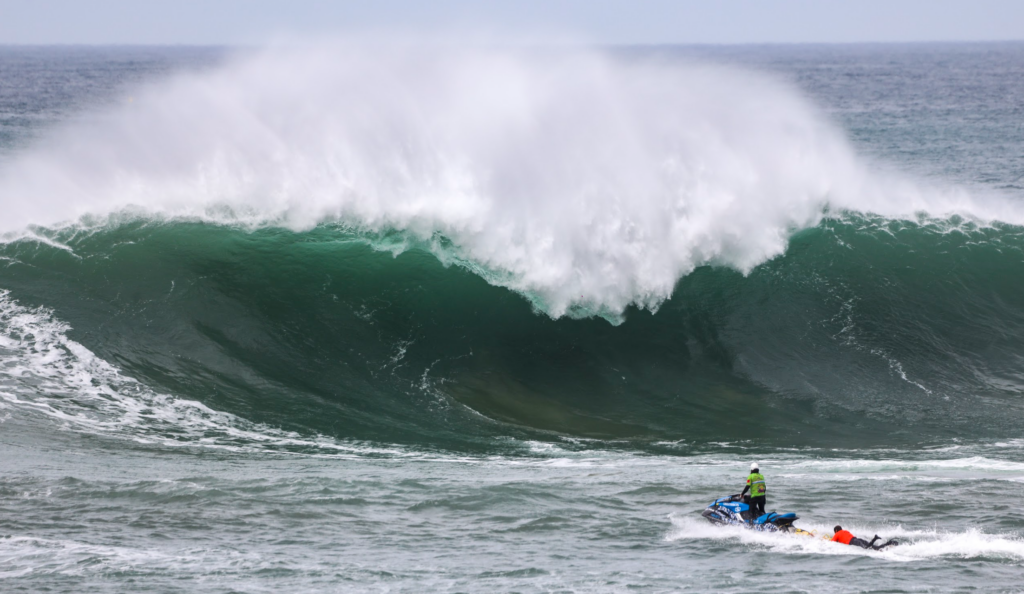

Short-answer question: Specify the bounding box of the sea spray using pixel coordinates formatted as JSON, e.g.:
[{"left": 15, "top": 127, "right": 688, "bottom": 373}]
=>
[{"left": 5, "top": 43, "right": 1011, "bottom": 319}]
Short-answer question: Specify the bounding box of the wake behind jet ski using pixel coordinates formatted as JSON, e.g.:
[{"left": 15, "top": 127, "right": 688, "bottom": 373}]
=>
[{"left": 701, "top": 494, "right": 806, "bottom": 533}]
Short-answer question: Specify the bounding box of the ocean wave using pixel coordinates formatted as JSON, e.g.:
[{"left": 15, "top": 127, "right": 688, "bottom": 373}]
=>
[
  {"left": 2, "top": 214, "right": 1024, "bottom": 446},
  {"left": 2, "top": 44, "right": 1024, "bottom": 445}
]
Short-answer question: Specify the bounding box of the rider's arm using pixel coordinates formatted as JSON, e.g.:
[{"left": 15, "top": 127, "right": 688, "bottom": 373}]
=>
[{"left": 740, "top": 484, "right": 749, "bottom": 496}]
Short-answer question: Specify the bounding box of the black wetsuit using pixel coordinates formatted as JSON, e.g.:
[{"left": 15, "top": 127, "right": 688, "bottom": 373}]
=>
[{"left": 850, "top": 536, "right": 898, "bottom": 550}]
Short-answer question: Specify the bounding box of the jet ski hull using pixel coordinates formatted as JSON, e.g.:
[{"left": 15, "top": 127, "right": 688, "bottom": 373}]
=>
[{"left": 701, "top": 494, "right": 800, "bottom": 533}]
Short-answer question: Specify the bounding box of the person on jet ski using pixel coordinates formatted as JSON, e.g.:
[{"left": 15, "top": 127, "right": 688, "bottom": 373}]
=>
[
  {"left": 740, "top": 462, "right": 767, "bottom": 517},
  {"left": 831, "top": 526, "right": 898, "bottom": 550}
]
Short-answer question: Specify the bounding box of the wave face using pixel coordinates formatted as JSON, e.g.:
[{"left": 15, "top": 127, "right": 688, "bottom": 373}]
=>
[
  {"left": 3, "top": 215, "right": 1024, "bottom": 448},
  {"left": 2, "top": 44, "right": 1024, "bottom": 450}
]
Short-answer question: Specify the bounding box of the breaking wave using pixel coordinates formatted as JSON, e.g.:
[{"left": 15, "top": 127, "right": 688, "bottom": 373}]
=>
[
  {"left": 2, "top": 44, "right": 1024, "bottom": 448},
  {"left": 1, "top": 43, "right": 1020, "bottom": 320}
]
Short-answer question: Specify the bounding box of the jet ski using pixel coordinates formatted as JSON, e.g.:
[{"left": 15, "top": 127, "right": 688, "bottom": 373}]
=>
[{"left": 701, "top": 494, "right": 803, "bottom": 533}]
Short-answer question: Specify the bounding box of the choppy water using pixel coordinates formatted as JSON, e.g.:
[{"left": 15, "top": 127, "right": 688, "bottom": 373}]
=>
[{"left": 1, "top": 43, "right": 1023, "bottom": 593}]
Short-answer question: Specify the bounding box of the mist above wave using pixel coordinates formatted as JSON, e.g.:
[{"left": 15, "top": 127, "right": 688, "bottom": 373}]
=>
[{"left": 0, "top": 43, "right": 1009, "bottom": 318}]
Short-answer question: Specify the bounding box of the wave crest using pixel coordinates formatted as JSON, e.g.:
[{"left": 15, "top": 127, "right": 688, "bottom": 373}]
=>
[{"left": 6, "top": 44, "right": 1008, "bottom": 317}]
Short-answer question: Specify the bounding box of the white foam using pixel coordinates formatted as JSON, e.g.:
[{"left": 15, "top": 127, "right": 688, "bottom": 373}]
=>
[
  {"left": 0, "top": 535, "right": 264, "bottom": 578},
  {"left": 786, "top": 456, "right": 1024, "bottom": 474},
  {"left": 666, "top": 514, "right": 1024, "bottom": 563},
  {"left": 2, "top": 43, "right": 1019, "bottom": 319}
]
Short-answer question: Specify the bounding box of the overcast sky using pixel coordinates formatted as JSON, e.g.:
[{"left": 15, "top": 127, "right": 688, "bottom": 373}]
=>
[{"left": 1, "top": 0, "right": 1022, "bottom": 45}]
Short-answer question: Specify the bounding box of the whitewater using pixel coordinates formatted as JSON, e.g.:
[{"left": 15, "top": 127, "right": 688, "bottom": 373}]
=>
[
  {"left": 1, "top": 42, "right": 1023, "bottom": 592},
  {"left": 2, "top": 43, "right": 1019, "bottom": 319}
]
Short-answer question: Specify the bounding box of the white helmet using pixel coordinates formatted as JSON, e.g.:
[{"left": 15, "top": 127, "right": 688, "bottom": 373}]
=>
[{"left": 750, "top": 462, "right": 760, "bottom": 472}]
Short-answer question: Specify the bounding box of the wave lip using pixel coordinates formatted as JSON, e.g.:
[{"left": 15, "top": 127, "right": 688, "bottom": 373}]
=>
[{"left": 7, "top": 44, "right": 1019, "bottom": 319}]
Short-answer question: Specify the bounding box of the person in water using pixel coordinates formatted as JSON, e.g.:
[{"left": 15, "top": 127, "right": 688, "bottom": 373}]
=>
[
  {"left": 740, "top": 462, "right": 767, "bottom": 517},
  {"left": 831, "top": 526, "right": 898, "bottom": 550}
]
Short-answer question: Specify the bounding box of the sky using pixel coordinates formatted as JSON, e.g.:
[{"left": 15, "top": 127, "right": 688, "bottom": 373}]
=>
[{"left": 1, "top": 0, "right": 1023, "bottom": 45}]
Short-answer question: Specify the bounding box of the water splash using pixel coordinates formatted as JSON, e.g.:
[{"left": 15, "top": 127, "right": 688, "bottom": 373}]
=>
[
  {"left": 0, "top": 43, "right": 1019, "bottom": 318},
  {"left": 666, "top": 515, "right": 1024, "bottom": 563}
]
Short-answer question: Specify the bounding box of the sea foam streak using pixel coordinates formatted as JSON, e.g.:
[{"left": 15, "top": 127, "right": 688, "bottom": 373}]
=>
[
  {"left": 0, "top": 44, "right": 1017, "bottom": 318},
  {"left": 0, "top": 290, "right": 408, "bottom": 457}
]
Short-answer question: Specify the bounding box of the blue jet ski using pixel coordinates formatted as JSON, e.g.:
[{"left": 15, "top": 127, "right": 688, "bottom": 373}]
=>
[{"left": 701, "top": 494, "right": 803, "bottom": 533}]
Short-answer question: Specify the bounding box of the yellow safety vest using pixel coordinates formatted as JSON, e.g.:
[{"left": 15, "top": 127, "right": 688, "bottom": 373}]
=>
[{"left": 747, "top": 472, "right": 766, "bottom": 497}]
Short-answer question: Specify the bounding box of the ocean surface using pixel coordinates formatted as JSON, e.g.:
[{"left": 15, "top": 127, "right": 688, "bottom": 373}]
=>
[{"left": 1, "top": 42, "right": 1023, "bottom": 593}]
